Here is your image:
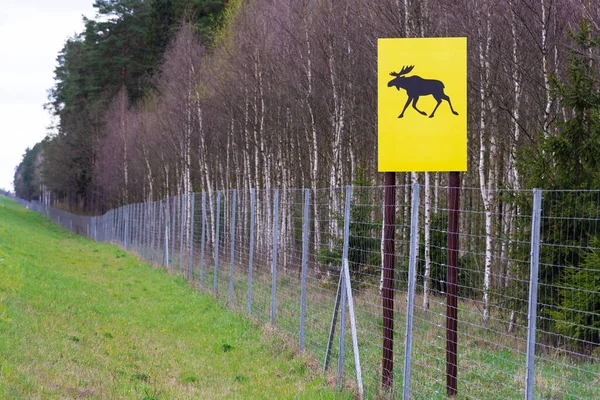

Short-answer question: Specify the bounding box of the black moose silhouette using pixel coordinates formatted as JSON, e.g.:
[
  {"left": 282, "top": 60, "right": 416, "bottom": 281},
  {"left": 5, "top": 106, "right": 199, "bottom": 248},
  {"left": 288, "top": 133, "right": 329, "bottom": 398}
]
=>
[{"left": 388, "top": 65, "right": 459, "bottom": 118}]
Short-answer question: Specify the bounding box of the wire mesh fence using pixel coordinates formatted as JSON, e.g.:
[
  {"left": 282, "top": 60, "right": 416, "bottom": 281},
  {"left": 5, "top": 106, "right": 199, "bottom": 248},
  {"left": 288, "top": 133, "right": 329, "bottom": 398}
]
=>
[{"left": 15, "top": 185, "right": 600, "bottom": 399}]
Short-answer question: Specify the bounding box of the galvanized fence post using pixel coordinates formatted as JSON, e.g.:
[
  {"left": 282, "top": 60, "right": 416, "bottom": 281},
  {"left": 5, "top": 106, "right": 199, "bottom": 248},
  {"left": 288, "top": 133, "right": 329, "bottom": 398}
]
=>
[
  {"left": 125, "top": 204, "right": 134, "bottom": 250},
  {"left": 164, "top": 200, "right": 169, "bottom": 269},
  {"left": 343, "top": 257, "right": 363, "bottom": 399},
  {"left": 135, "top": 203, "right": 139, "bottom": 251},
  {"left": 121, "top": 206, "right": 124, "bottom": 246},
  {"left": 180, "top": 194, "right": 185, "bottom": 275},
  {"left": 188, "top": 193, "right": 196, "bottom": 281},
  {"left": 324, "top": 275, "right": 343, "bottom": 372},
  {"left": 129, "top": 205, "right": 133, "bottom": 249},
  {"left": 525, "top": 189, "right": 543, "bottom": 400},
  {"left": 145, "top": 203, "right": 150, "bottom": 260},
  {"left": 151, "top": 202, "right": 156, "bottom": 265},
  {"left": 130, "top": 204, "right": 134, "bottom": 250},
  {"left": 248, "top": 188, "right": 256, "bottom": 315},
  {"left": 141, "top": 204, "right": 145, "bottom": 258},
  {"left": 229, "top": 190, "right": 237, "bottom": 305},
  {"left": 214, "top": 191, "right": 221, "bottom": 296},
  {"left": 200, "top": 191, "right": 206, "bottom": 286},
  {"left": 132, "top": 204, "right": 136, "bottom": 249},
  {"left": 124, "top": 205, "right": 129, "bottom": 250},
  {"left": 133, "top": 204, "right": 138, "bottom": 251},
  {"left": 136, "top": 206, "right": 139, "bottom": 250},
  {"left": 171, "top": 196, "right": 176, "bottom": 272},
  {"left": 116, "top": 207, "right": 120, "bottom": 244},
  {"left": 122, "top": 206, "right": 126, "bottom": 245},
  {"left": 142, "top": 203, "right": 146, "bottom": 258},
  {"left": 403, "top": 183, "right": 420, "bottom": 399},
  {"left": 135, "top": 204, "right": 139, "bottom": 252},
  {"left": 337, "top": 185, "right": 352, "bottom": 388},
  {"left": 141, "top": 204, "right": 145, "bottom": 257},
  {"left": 299, "top": 188, "right": 310, "bottom": 352},
  {"left": 157, "top": 204, "right": 161, "bottom": 263},
  {"left": 270, "top": 189, "right": 280, "bottom": 326}
]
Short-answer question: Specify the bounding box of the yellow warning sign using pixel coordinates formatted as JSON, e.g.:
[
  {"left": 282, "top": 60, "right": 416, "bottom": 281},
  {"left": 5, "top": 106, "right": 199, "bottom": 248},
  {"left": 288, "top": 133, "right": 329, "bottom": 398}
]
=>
[{"left": 378, "top": 38, "right": 467, "bottom": 172}]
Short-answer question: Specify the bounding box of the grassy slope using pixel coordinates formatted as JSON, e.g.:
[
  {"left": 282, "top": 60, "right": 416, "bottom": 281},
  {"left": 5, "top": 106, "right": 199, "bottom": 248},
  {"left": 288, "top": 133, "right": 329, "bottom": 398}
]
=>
[{"left": 0, "top": 197, "right": 349, "bottom": 399}]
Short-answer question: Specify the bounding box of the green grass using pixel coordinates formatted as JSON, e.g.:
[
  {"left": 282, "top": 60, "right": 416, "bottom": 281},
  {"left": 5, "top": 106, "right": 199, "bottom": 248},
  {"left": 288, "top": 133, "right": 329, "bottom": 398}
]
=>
[
  {"left": 0, "top": 197, "right": 351, "bottom": 399},
  {"left": 211, "top": 256, "right": 600, "bottom": 399}
]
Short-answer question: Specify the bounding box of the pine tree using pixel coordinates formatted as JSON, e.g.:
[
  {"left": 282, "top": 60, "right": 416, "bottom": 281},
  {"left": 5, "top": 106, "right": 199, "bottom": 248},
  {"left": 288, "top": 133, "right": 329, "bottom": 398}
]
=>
[{"left": 518, "top": 18, "right": 600, "bottom": 346}]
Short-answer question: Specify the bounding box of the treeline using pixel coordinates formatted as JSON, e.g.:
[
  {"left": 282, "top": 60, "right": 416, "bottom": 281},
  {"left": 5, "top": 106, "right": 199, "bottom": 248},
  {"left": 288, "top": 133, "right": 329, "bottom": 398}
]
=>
[
  {"left": 14, "top": 0, "right": 225, "bottom": 208},
  {"left": 14, "top": 0, "right": 600, "bottom": 209}
]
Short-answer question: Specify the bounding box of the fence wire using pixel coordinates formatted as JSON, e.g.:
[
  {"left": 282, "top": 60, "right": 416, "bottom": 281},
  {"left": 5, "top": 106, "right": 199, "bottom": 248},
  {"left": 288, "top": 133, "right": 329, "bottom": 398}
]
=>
[{"left": 14, "top": 185, "right": 600, "bottom": 399}]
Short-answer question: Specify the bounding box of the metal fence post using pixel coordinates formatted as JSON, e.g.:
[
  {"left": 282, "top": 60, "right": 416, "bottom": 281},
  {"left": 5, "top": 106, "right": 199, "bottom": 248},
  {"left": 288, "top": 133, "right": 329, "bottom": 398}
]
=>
[
  {"left": 132, "top": 204, "right": 136, "bottom": 249},
  {"left": 145, "top": 203, "right": 150, "bottom": 261},
  {"left": 299, "top": 188, "right": 310, "bottom": 352},
  {"left": 403, "top": 183, "right": 420, "bottom": 399},
  {"left": 151, "top": 202, "right": 156, "bottom": 265},
  {"left": 135, "top": 204, "right": 140, "bottom": 252},
  {"left": 270, "top": 189, "right": 280, "bottom": 326},
  {"left": 229, "top": 190, "right": 237, "bottom": 305},
  {"left": 248, "top": 188, "right": 256, "bottom": 315},
  {"left": 164, "top": 201, "right": 169, "bottom": 269},
  {"left": 180, "top": 194, "right": 185, "bottom": 275},
  {"left": 214, "top": 191, "right": 221, "bottom": 296},
  {"left": 525, "top": 189, "right": 543, "bottom": 400},
  {"left": 200, "top": 191, "right": 206, "bottom": 286},
  {"left": 131, "top": 203, "right": 140, "bottom": 254},
  {"left": 337, "top": 185, "right": 352, "bottom": 388},
  {"left": 124, "top": 205, "right": 129, "bottom": 250},
  {"left": 116, "top": 208, "right": 120, "bottom": 244},
  {"left": 122, "top": 206, "right": 125, "bottom": 245},
  {"left": 171, "top": 197, "right": 176, "bottom": 272},
  {"left": 188, "top": 193, "right": 196, "bottom": 281},
  {"left": 130, "top": 204, "right": 134, "bottom": 250},
  {"left": 141, "top": 204, "right": 146, "bottom": 258},
  {"left": 134, "top": 204, "right": 138, "bottom": 251},
  {"left": 129, "top": 205, "right": 133, "bottom": 249},
  {"left": 136, "top": 203, "right": 140, "bottom": 251},
  {"left": 343, "top": 257, "right": 364, "bottom": 399}
]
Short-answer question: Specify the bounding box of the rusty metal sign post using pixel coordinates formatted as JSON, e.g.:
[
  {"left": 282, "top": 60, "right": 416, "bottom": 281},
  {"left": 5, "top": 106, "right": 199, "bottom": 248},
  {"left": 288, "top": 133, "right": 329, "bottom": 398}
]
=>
[
  {"left": 382, "top": 172, "right": 396, "bottom": 390},
  {"left": 447, "top": 171, "right": 460, "bottom": 395}
]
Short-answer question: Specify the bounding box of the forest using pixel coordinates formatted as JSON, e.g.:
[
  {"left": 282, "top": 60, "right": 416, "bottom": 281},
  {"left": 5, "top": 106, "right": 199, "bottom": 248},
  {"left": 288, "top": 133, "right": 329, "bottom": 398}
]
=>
[
  {"left": 12, "top": 0, "right": 600, "bottom": 353},
  {"left": 13, "top": 0, "right": 600, "bottom": 210}
]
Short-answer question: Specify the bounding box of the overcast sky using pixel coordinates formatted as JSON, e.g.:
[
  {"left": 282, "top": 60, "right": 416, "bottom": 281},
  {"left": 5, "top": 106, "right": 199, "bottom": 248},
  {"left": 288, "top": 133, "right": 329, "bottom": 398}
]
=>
[{"left": 0, "top": 0, "right": 97, "bottom": 191}]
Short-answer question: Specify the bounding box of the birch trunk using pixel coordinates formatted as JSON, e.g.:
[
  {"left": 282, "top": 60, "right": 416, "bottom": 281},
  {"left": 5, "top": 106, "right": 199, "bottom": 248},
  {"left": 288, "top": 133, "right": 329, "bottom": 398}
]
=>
[
  {"left": 423, "top": 172, "right": 431, "bottom": 310},
  {"left": 478, "top": 8, "right": 495, "bottom": 322},
  {"left": 327, "top": 32, "right": 342, "bottom": 244},
  {"left": 196, "top": 105, "right": 215, "bottom": 247},
  {"left": 301, "top": 11, "right": 322, "bottom": 263},
  {"left": 119, "top": 86, "right": 129, "bottom": 204},
  {"left": 541, "top": 0, "right": 552, "bottom": 138},
  {"left": 506, "top": 1, "right": 522, "bottom": 332}
]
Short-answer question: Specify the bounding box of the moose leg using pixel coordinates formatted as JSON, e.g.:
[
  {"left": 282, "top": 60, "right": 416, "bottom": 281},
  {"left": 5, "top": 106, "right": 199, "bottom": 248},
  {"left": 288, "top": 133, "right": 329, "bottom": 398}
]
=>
[
  {"left": 430, "top": 99, "right": 442, "bottom": 118},
  {"left": 412, "top": 97, "right": 427, "bottom": 116},
  {"left": 443, "top": 94, "right": 459, "bottom": 115},
  {"left": 399, "top": 97, "right": 412, "bottom": 118}
]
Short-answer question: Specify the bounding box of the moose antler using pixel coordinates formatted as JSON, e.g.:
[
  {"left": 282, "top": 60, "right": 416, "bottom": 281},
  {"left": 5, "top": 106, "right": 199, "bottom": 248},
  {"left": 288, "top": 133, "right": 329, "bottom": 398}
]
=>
[{"left": 390, "top": 65, "right": 415, "bottom": 76}]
